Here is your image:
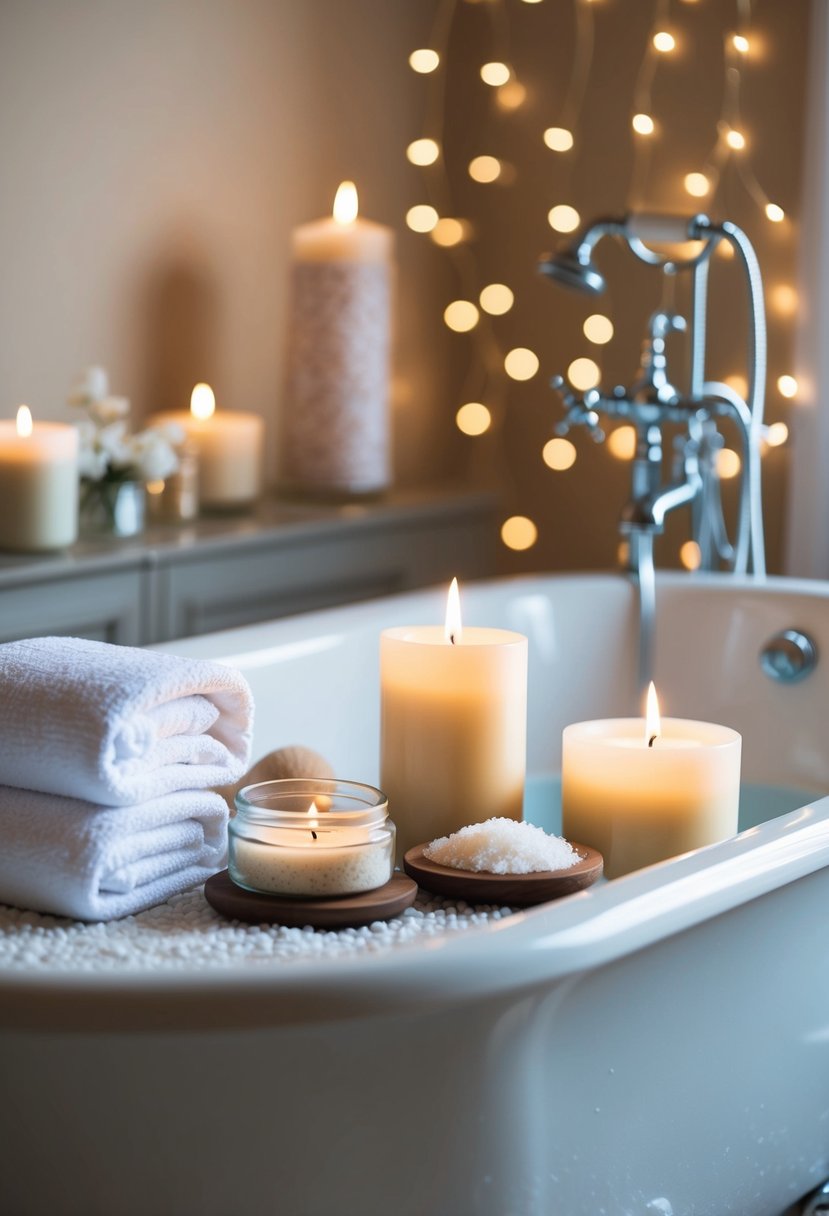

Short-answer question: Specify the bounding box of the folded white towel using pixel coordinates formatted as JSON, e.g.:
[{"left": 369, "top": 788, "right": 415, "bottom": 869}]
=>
[
  {"left": 0, "top": 785, "right": 228, "bottom": 920},
  {"left": 0, "top": 636, "right": 254, "bottom": 805}
]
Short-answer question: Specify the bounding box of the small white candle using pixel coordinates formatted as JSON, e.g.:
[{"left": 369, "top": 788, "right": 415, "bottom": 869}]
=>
[
  {"left": 380, "top": 579, "right": 528, "bottom": 858},
  {"left": 229, "top": 782, "right": 395, "bottom": 897},
  {"left": 154, "top": 384, "right": 264, "bottom": 509},
  {"left": 281, "top": 181, "right": 393, "bottom": 495},
  {"left": 0, "top": 407, "right": 79, "bottom": 552},
  {"left": 562, "top": 684, "right": 741, "bottom": 878}
]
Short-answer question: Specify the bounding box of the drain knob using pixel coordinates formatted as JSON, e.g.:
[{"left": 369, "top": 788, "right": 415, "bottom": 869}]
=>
[{"left": 759, "top": 629, "right": 818, "bottom": 683}]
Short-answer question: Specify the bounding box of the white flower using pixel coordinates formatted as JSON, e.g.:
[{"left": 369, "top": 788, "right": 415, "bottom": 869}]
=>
[
  {"left": 154, "top": 420, "right": 186, "bottom": 447},
  {"left": 68, "top": 365, "right": 109, "bottom": 407},
  {"left": 87, "top": 395, "right": 130, "bottom": 426},
  {"left": 132, "top": 429, "right": 179, "bottom": 481},
  {"left": 78, "top": 445, "right": 109, "bottom": 481}
]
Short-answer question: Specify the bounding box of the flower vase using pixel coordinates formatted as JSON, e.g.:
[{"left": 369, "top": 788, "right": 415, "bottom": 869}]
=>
[{"left": 79, "top": 479, "right": 146, "bottom": 539}]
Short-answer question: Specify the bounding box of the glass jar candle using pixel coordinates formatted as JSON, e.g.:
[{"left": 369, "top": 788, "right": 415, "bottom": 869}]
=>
[{"left": 229, "top": 779, "right": 395, "bottom": 898}]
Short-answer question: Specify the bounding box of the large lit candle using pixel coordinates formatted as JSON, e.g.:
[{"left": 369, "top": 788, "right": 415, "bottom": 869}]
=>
[
  {"left": 154, "top": 384, "right": 264, "bottom": 510},
  {"left": 280, "top": 180, "right": 393, "bottom": 496},
  {"left": 0, "top": 406, "right": 79, "bottom": 551},
  {"left": 562, "top": 684, "right": 741, "bottom": 879},
  {"left": 380, "top": 579, "right": 528, "bottom": 858}
]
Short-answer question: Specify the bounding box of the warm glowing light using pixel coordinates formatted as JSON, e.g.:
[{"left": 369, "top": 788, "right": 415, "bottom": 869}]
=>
[
  {"left": 632, "top": 113, "right": 655, "bottom": 136},
  {"left": 501, "top": 516, "right": 538, "bottom": 551},
  {"left": 766, "top": 422, "right": 789, "bottom": 447},
  {"left": 653, "top": 31, "right": 676, "bottom": 52},
  {"left": 617, "top": 540, "right": 630, "bottom": 567},
  {"left": 607, "top": 425, "right": 637, "bottom": 460},
  {"left": 480, "top": 61, "right": 510, "bottom": 87},
  {"left": 645, "top": 681, "right": 661, "bottom": 742},
  {"left": 548, "top": 204, "right": 580, "bottom": 233},
  {"left": 717, "top": 240, "right": 735, "bottom": 260},
  {"left": 16, "top": 405, "right": 33, "bottom": 438},
  {"left": 409, "top": 48, "right": 440, "bottom": 73},
  {"left": 717, "top": 448, "right": 742, "bottom": 479},
  {"left": 766, "top": 203, "right": 785, "bottom": 223},
  {"left": 444, "top": 577, "right": 463, "bottom": 642},
  {"left": 542, "top": 437, "right": 577, "bottom": 470},
  {"left": 146, "top": 480, "right": 165, "bottom": 496},
  {"left": 333, "top": 181, "right": 359, "bottom": 225},
  {"left": 777, "top": 374, "right": 798, "bottom": 398},
  {"left": 469, "top": 155, "right": 502, "bottom": 183},
  {"left": 732, "top": 33, "right": 750, "bottom": 54},
  {"left": 306, "top": 801, "right": 320, "bottom": 835},
  {"left": 456, "top": 402, "right": 492, "bottom": 436},
  {"left": 496, "top": 81, "right": 527, "bottom": 110},
  {"left": 567, "top": 357, "right": 601, "bottom": 391},
  {"left": 770, "top": 284, "right": 798, "bottom": 316},
  {"left": 504, "top": 348, "right": 540, "bottom": 380},
  {"left": 725, "top": 128, "right": 746, "bottom": 151},
  {"left": 444, "top": 300, "right": 479, "bottom": 332},
  {"left": 407, "top": 138, "right": 440, "bottom": 166},
  {"left": 544, "top": 126, "right": 574, "bottom": 152},
  {"left": 684, "top": 172, "right": 710, "bottom": 198},
  {"left": 406, "top": 204, "right": 439, "bottom": 233},
  {"left": 190, "top": 383, "right": 215, "bottom": 421},
  {"left": 680, "top": 540, "right": 702, "bottom": 571},
  {"left": 479, "top": 283, "right": 514, "bottom": 315},
  {"left": 724, "top": 373, "right": 749, "bottom": 399},
  {"left": 431, "top": 218, "right": 467, "bottom": 246},
  {"left": 583, "top": 314, "right": 614, "bottom": 344}
]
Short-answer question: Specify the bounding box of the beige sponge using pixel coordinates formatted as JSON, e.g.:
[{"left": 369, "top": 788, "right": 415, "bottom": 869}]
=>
[{"left": 220, "top": 745, "right": 335, "bottom": 814}]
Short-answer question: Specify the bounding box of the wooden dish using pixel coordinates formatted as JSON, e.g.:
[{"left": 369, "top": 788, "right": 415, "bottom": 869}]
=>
[
  {"left": 403, "top": 842, "right": 603, "bottom": 906},
  {"left": 204, "top": 869, "right": 418, "bottom": 928}
]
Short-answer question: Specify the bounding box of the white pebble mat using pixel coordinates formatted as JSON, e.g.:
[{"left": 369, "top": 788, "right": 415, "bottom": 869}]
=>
[{"left": 0, "top": 887, "right": 514, "bottom": 973}]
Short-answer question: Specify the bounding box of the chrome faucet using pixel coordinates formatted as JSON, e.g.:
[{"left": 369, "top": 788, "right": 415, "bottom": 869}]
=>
[{"left": 540, "top": 213, "right": 767, "bottom": 695}]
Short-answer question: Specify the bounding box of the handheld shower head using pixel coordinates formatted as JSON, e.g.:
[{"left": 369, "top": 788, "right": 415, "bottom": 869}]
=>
[{"left": 538, "top": 247, "right": 606, "bottom": 294}]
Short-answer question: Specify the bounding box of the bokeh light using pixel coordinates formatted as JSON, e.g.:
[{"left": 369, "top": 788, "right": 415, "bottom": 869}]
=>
[
  {"left": 409, "top": 49, "right": 440, "bottom": 73},
  {"left": 567, "top": 357, "right": 601, "bottom": 390},
  {"left": 777, "top": 375, "right": 798, "bottom": 398},
  {"left": 444, "top": 300, "right": 480, "bottom": 332},
  {"left": 501, "top": 516, "right": 538, "bottom": 550},
  {"left": 607, "top": 425, "right": 637, "bottom": 460},
  {"left": 583, "top": 314, "right": 614, "bottom": 344},
  {"left": 717, "top": 449, "right": 742, "bottom": 479},
  {"left": 480, "top": 61, "right": 510, "bottom": 86},
  {"left": 407, "top": 138, "right": 440, "bottom": 166},
  {"left": 680, "top": 541, "right": 702, "bottom": 571},
  {"left": 542, "top": 437, "right": 577, "bottom": 470},
  {"left": 544, "top": 127, "right": 574, "bottom": 151},
  {"left": 505, "top": 348, "right": 540, "bottom": 380},
  {"left": 468, "top": 155, "right": 502, "bottom": 183},
  {"left": 479, "top": 284, "right": 514, "bottom": 315},
  {"left": 456, "top": 402, "right": 492, "bottom": 436},
  {"left": 548, "top": 204, "right": 581, "bottom": 233}
]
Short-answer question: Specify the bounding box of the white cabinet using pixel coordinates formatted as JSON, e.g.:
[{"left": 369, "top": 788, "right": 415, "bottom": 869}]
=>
[{"left": 0, "top": 490, "right": 496, "bottom": 645}]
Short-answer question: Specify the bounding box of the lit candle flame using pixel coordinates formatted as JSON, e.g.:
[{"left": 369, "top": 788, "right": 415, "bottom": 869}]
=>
[
  {"left": 307, "top": 799, "right": 319, "bottom": 840},
  {"left": 190, "top": 383, "right": 216, "bottom": 422},
  {"left": 645, "top": 681, "right": 661, "bottom": 747},
  {"left": 333, "top": 180, "right": 359, "bottom": 225},
  {"left": 16, "top": 405, "right": 33, "bottom": 438},
  {"left": 444, "top": 576, "right": 462, "bottom": 644}
]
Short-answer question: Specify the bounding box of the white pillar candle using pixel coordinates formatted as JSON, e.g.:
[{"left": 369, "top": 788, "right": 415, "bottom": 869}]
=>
[
  {"left": 281, "top": 180, "right": 393, "bottom": 496},
  {"left": 562, "top": 685, "right": 741, "bottom": 878},
  {"left": 154, "top": 384, "right": 264, "bottom": 509},
  {"left": 0, "top": 407, "right": 79, "bottom": 552},
  {"left": 380, "top": 579, "right": 528, "bottom": 858}
]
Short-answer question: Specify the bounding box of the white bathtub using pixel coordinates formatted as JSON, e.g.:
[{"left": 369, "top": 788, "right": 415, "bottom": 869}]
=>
[{"left": 2, "top": 572, "right": 829, "bottom": 1216}]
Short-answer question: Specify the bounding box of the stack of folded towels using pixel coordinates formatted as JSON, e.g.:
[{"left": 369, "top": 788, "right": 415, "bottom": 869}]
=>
[{"left": 0, "top": 636, "right": 253, "bottom": 921}]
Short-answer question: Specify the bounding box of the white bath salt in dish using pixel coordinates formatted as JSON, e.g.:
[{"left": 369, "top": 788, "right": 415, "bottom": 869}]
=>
[{"left": 423, "top": 817, "right": 580, "bottom": 875}]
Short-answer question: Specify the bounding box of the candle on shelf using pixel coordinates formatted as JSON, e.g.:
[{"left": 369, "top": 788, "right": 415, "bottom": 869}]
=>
[
  {"left": 281, "top": 180, "right": 393, "bottom": 496},
  {"left": 381, "top": 578, "right": 528, "bottom": 859},
  {"left": 0, "top": 406, "right": 79, "bottom": 552},
  {"left": 228, "top": 779, "right": 395, "bottom": 897},
  {"left": 562, "top": 683, "right": 741, "bottom": 879},
  {"left": 154, "top": 384, "right": 264, "bottom": 510}
]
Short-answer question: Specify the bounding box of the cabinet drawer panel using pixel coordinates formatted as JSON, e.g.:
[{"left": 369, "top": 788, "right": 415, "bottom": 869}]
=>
[{"left": 0, "top": 570, "right": 144, "bottom": 645}]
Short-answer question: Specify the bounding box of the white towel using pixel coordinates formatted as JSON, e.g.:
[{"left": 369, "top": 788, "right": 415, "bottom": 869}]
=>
[
  {"left": 0, "top": 785, "right": 228, "bottom": 921},
  {"left": 0, "top": 636, "right": 254, "bottom": 805}
]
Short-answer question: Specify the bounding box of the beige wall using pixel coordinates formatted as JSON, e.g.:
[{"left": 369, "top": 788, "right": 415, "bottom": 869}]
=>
[
  {"left": 0, "top": 0, "right": 463, "bottom": 486},
  {"left": 0, "top": 0, "right": 812, "bottom": 575}
]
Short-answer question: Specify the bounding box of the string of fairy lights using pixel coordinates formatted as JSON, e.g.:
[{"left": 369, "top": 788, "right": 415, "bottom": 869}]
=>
[{"left": 405, "top": 0, "right": 799, "bottom": 562}]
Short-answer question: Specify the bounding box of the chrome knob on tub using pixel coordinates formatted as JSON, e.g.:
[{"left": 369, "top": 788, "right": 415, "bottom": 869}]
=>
[
  {"left": 759, "top": 629, "right": 818, "bottom": 683},
  {"left": 799, "top": 1178, "right": 829, "bottom": 1214}
]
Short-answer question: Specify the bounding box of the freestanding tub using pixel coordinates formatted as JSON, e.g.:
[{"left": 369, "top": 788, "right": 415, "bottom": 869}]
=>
[{"left": 2, "top": 572, "right": 829, "bottom": 1216}]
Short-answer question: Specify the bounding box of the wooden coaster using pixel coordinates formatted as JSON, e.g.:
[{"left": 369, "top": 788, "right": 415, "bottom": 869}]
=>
[
  {"left": 204, "top": 869, "right": 418, "bottom": 928},
  {"left": 403, "top": 842, "right": 603, "bottom": 907}
]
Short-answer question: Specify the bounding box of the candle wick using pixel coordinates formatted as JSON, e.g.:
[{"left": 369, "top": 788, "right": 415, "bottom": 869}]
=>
[
  {"left": 450, "top": 633, "right": 456, "bottom": 646},
  {"left": 648, "top": 734, "right": 657, "bottom": 749},
  {"left": 311, "top": 830, "right": 318, "bottom": 840}
]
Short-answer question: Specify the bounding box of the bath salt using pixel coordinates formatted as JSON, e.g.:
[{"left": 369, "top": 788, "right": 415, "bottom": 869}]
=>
[{"left": 424, "top": 818, "right": 579, "bottom": 875}]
